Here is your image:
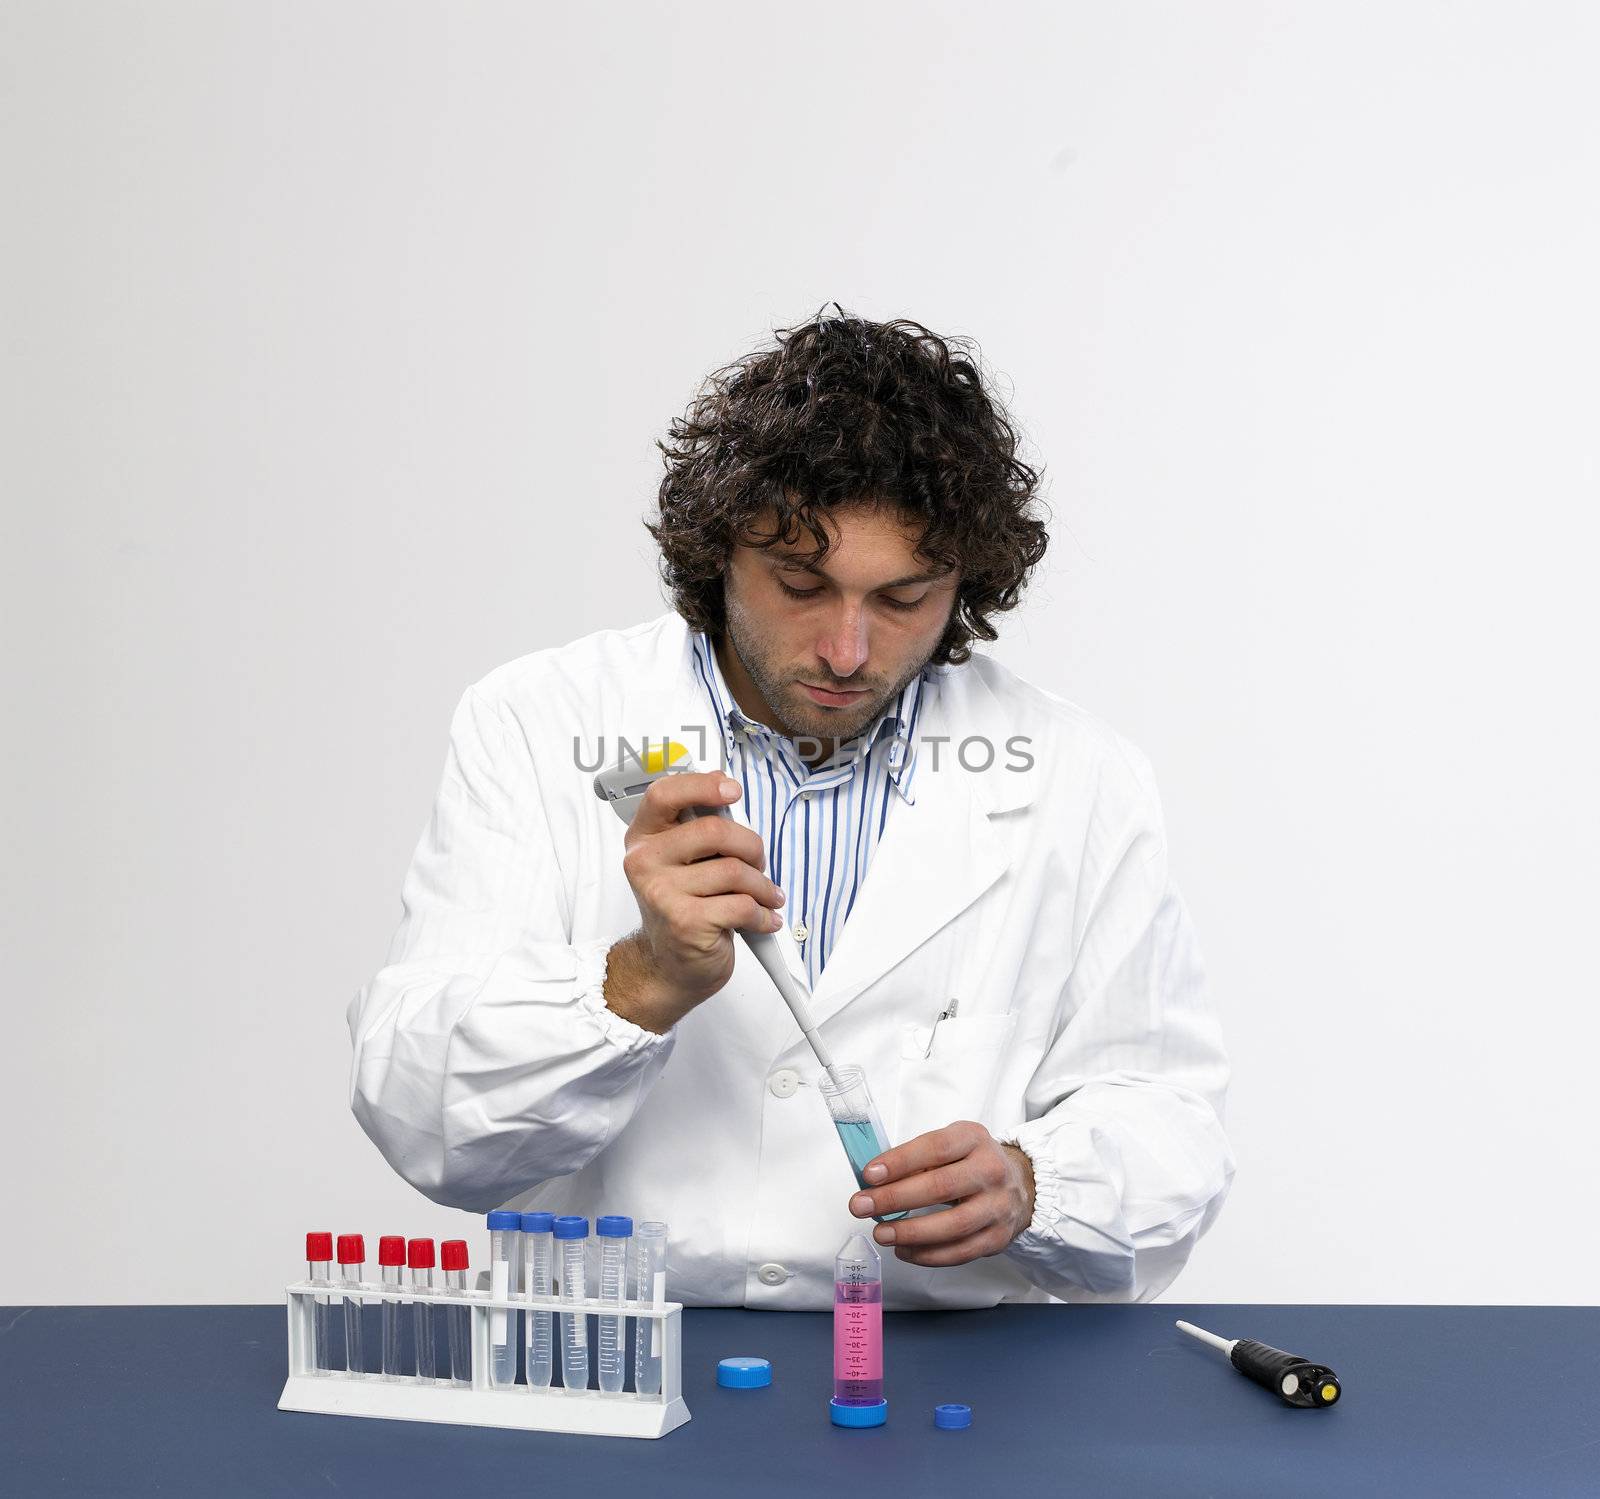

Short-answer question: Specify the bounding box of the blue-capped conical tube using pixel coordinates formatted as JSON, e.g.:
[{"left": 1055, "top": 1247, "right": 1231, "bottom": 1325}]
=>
[
  {"left": 554, "top": 1217, "right": 590, "bottom": 1391},
  {"left": 486, "top": 1211, "right": 521, "bottom": 1387},
  {"left": 596, "top": 1216, "right": 632, "bottom": 1394},
  {"left": 831, "top": 1231, "right": 887, "bottom": 1427},
  {"left": 522, "top": 1212, "right": 555, "bottom": 1390}
]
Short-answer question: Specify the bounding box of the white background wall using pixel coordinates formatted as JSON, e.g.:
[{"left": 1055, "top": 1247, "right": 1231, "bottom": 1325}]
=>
[{"left": 4, "top": 1, "right": 1596, "bottom": 1306}]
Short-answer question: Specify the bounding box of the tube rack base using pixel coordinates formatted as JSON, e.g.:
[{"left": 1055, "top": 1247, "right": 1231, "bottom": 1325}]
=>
[
  {"left": 278, "top": 1280, "right": 690, "bottom": 1439},
  {"left": 277, "top": 1372, "right": 690, "bottom": 1438}
]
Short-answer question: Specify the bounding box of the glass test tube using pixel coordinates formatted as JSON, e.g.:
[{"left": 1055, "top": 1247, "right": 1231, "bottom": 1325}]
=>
[
  {"left": 833, "top": 1232, "right": 886, "bottom": 1409},
  {"left": 377, "top": 1236, "right": 406, "bottom": 1379},
  {"left": 522, "top": 1212, "right": 555, "bottom": 1390},
  {"left": 441, "top": 1239, "right": 471, "bottom": 1386},
  {"left": 486, "top": 1210, "right": 521, "bottom": 1387},
  {"left": 596, "top": 1216, "right": 632, "bottom": 1394},
  {"left": 631, "top": 1221, "right": 669, "bottom": 1397},
  {"left": 819, "top": 1063, "right": 910, "bottom": 1222},
  {"left": 407, "top": 1238, "right": 437, "bottom": 1380},
  {"left": 554, "top": 1216, "right": 590, "bottom": 1392},
  {"left": 305, "top": 1233, "right": 336, "bottom": 1373},
  {"left": 336, "top": 1234, "right": 365, "bottom": 1374}
]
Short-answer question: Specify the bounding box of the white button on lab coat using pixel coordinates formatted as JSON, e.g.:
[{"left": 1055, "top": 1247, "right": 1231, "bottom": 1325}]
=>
[{"left": 347, "top": 612, "right": 1236, "bottom": 1308}]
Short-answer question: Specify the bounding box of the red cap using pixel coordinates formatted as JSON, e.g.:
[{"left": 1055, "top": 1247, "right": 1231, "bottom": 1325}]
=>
[
  {"left": 377, "top": 1235, "right": 406, "bottom": 1267},
  {"left": 336, "top": 1234, "right": 365, "bottom": 1265},
  {"left": 440, "top": 1239, "right": 469, "bottom": 1272},
  {"left": 305, "top": 1232, "right": 333, "bottom": 1262},
  {"left": 407, "top": 1237, "right": 436, "bottom": 1270}
]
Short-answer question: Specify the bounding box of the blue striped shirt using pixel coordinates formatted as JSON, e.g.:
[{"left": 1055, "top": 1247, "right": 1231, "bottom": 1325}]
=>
[{"left": 689, "top": 629, "right": 931, "bottom": 987}]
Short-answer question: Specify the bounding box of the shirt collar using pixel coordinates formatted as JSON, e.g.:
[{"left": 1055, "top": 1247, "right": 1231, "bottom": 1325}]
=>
[{"left": 690, "top": 628, "right": 927, "bottom": 805}]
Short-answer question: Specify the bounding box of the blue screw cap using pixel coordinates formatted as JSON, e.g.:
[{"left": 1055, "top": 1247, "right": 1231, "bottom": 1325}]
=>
[
  {"left": 520, "top": 1212, "right": 555, "bottom": 1233},
  {"left": 717, "top": 1356, "right": 772, "bottom": 1389},
  {"left": 486, "top": 1211, "right": 521, "bottom": 1231},
  {"left": 830, "top": 1397, "right": 888, "bottom": 1427},
  {"left": 553, "top": 1216, "right": 589, "bottom": 1239},
  {"left": 597, "top": 1216, "right": 634, "bottom": 1237},
  {"left": 934, "top": 1403, "right": 972, "bottom": 1429}
]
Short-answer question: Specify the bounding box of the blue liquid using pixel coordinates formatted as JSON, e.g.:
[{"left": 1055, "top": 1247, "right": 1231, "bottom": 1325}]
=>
[{"left": 835, "top": 1120, "right": 909, "bottom": 1222}]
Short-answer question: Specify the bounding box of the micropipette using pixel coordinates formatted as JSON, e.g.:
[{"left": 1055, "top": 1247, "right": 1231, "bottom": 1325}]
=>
[
  {"left": 593, "top": 741, "right": 844, "bottom": 1090},
  {"left": 596, "top": 1216, "right": 632, "bottom": 1394},
  {"left": 1176, "top": 1319, "right": 1342, "bottom": 1408},
  {"left": 441, "top": 1240, "right": 471, "bottom": 1386},
  {"left": 336, "top": 1234, "right": 365, "bottom": 1375}
]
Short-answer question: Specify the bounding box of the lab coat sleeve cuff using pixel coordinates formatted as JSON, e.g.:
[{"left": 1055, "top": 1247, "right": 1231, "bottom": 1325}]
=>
[
  {"left": 1000, "top": 1115, "right": 1137, "bottom": 1299},
  {"left": 568, "top": 935, "right": 672, "bottom": 1058},
  {"left": 1006, "top": 1115, "right": 1072, "bottom": 1243}
]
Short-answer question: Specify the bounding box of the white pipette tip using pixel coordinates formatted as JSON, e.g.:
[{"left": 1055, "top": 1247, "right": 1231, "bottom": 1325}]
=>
[{"left": 1176, "top": 1319, "right": 1236, "bottom": 1356}]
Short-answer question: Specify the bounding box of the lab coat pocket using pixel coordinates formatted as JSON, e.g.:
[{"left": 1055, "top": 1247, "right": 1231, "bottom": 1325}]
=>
[{"left": 892, "top": 1012, "right": 1019, "bottom": 1143}]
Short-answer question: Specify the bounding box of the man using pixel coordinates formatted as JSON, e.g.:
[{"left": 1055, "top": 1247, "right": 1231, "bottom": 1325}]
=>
[{"left": 348, "top": 307, "right": 1235, "bottom": 1308}]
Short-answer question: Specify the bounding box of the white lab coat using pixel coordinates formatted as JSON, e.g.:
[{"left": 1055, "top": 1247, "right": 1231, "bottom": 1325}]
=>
[{"left": 347, "top": 611, "right": 1235, "bottom": 1309}]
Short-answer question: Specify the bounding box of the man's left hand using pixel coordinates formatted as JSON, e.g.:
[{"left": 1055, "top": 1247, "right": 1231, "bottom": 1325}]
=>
[{"left": 847, "top": 1120, "right": 1036, "bottom": 1266}]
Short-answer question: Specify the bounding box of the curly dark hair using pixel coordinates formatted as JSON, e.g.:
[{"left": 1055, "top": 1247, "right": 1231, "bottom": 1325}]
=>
[{"left": 645, "top": 302, "right": 1050, "bottom": 666}]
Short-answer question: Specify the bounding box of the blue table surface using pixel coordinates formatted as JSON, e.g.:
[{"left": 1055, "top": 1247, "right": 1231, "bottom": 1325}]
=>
[{"left": 2, "top": 1304, "right": 1595, "bottom": 1498}]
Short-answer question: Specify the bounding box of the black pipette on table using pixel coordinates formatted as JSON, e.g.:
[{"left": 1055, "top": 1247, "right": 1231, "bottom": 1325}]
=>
[{"left": 1176, "top": 1319, "right": 1342, "bottom": 1408}]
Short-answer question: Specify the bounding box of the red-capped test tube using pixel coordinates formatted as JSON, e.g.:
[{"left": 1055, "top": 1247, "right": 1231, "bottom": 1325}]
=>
[
  {"left": 337, "top": 1235, "right": 365, "bottom": 1375},
  {"left": 378, "top": 1236, "right": 406, "bottom": 1380},
  {"left": 441, "top": 1240, "right": 472, "bottom": 1386},
  {"left": 305, "top": 1232, "right": 336, "bottom": 1373},
  {"left": 408, "top": 1238, "right": 438, "bottom": 1381}
]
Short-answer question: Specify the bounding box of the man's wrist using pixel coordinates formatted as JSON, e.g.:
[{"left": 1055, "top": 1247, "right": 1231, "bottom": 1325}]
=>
[
  {"left": 1001, "top": 1142, "right": 1037, "bottom": 1240},
  {"left": 602, "top": 933, "right": 675, "bottom": 1035}
]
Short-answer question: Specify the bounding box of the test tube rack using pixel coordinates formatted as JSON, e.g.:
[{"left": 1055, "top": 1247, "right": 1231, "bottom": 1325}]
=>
[{"left": 278, "top": 1279, "right": 691, "bottom": 1439}]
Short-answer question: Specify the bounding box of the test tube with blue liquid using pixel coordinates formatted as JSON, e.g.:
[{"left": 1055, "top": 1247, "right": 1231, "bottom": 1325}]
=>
[
  {"left": 596, "top": 1216, "right": 632, "bottom": 1394},
  {"left": 522, "top": 1212, "right": 555, "bottom": 1389},
  {"left": 819, "top": 1064, "right": 909, "bottom": 1222},
  {"left": 486, "top": 1211, "right": 521, "bottom": 1387}
]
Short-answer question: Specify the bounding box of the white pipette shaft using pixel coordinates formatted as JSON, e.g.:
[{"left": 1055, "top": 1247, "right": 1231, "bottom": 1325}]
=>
[
  {"left": 742, "top": 926, "right": 843, "bottom": 1088},
  {"left": 682, "top": 800, "right": 843, "bottom": 1088},
  {"left": 1176, "top": 1319, "right": 1237, "bottom": 1357}
]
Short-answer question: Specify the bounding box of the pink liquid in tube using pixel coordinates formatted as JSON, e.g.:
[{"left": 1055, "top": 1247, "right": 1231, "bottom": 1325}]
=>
[{"left": 833, "top": 1232, "right": 884, "bottom": 1405}]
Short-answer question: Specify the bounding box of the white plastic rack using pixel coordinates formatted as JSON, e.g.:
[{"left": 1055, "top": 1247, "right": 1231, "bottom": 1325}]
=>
[{"left": 278, "top": 1279, "right": 690, "bottom": 1439}]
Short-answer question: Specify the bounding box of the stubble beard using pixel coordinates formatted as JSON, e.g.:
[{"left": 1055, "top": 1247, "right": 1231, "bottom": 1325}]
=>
[{"left": 722, "top": 602, "right": 930, "bottom": 745}]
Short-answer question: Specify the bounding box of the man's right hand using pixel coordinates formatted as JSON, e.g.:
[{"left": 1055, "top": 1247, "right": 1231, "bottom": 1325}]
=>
[{"left": 603, "top": 771, "right": 785, "bottom": 1035}]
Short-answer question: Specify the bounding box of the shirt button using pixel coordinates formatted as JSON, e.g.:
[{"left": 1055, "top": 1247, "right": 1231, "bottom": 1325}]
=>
[
  {"left": 757, "top": 1263, "right": 790, "bottom": 1286},
  {"left": 792, "top": 921, "right": 809, "bottom": 942},
  {"left": 768, "top": 1069, "right": 801, "bottom": 1099}
]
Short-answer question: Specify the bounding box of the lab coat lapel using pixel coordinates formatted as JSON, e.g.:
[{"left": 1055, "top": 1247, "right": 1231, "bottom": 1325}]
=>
[{"left": 799, "top": 672, "right": 1011, "bottom": 1031}]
